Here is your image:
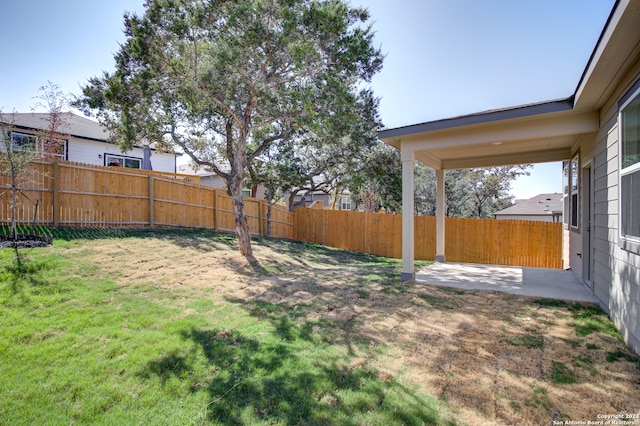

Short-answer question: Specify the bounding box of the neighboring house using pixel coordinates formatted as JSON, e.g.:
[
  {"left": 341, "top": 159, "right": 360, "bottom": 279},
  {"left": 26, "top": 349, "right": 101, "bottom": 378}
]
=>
[
  {"left": 177, "top": 159, "right": 355, "bottom": 210},
  {"left": 289, "top": 185, "right": 355, "bottom": 211},
  {"left": 1, "top": 112, "right": 179, "bottom": 172},
  {"left": 299, "top": 178, "right": 355, "bottom": 211},
  {"left": 177, "top": 158, "right": 353, "bottom": 207},
  {"left": 494, "top": 193, "right": 563, "bottom": 222},
  {"left": 289, "top": 188, "right": 331, "bottom": 211},
  {"left": 378, "top": 0, "right": 640, "bottom": 354},
  {"left": 176, "top": 161, "right": 266, "bottom": 198},
  {"left": 177, "top": 162, "right": 227, "bottom": 189}
]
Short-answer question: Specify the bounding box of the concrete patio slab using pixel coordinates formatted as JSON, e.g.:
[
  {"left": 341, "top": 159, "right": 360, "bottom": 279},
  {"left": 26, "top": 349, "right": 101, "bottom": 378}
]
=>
[{"left": 415, "top": 262, "right": 598, "bottom": 303}]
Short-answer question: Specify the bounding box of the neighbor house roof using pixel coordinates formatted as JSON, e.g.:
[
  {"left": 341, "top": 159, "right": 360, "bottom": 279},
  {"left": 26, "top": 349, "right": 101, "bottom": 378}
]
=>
[
  {"left": 494, "top": 193, "right": 563, "bottom": 217},
  {"left": 2, "top": 112, "right": 178, "bottom": 154},
  {"left": 3, "top": 112, "right": 109, "bottom": 142}
]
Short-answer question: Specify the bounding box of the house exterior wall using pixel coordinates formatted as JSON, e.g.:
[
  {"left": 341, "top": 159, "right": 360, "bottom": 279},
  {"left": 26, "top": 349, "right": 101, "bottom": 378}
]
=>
[
  {"left": 197, "top": 175, "right": 267, "bottom": 199},
  {"left": 67, "top": 138, "right": 176, "bottom": 173},
  {"left": 577, "top": 58, "right": 640, "bottom": 354},
  {"left": 198, "top": 175, "right": 226, "bottom": 189}
]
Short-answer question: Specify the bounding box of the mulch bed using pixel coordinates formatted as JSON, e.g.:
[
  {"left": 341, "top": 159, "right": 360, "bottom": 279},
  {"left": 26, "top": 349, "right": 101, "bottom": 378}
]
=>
[{"left": 0, "top": 234, "right": 52, "bottom": 249}]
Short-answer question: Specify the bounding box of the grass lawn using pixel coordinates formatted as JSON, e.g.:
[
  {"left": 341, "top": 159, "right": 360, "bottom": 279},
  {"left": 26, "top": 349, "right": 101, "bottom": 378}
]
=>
[{"left": 1, "top": 228, "right": 639, "bottom": 425}]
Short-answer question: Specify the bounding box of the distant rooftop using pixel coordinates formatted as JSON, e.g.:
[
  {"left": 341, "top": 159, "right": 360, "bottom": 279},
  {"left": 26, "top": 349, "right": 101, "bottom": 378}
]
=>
[
  {"left": 2, "top": 112, "right": 109, "bottom": 142},
  {"left": 495, "top": 193, "right": 563, "bottom": 217},
  {"left": 2, "top": 112, "right": 176, "bottom": 154}
]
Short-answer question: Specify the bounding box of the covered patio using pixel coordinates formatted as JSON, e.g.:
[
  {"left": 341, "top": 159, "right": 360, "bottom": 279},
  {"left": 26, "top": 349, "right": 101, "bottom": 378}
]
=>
[
  {"left": 378, "top": 98, "right": 599, "bottom": 282},
  {"left": 416, "top": 262, "right": 598, "bottom": 303}
]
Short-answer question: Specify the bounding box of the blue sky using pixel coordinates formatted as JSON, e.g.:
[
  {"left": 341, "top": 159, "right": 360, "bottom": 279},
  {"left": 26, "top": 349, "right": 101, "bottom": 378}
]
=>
[{"left": 0, "top": 0, "right": 615, "bottom": 199}]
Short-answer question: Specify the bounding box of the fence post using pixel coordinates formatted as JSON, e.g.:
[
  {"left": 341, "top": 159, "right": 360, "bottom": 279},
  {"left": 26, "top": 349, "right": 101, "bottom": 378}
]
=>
[
  {"left": 213, "top": 189, "right": 218, "bottom": 231},
  {"left": 52, "top": 161, "right": 59, "bottom": 227},
  {"left": 258, "top": 200, "right": 264, "bottom": 236},
  {"left": 148, "top": 175, "right": 154, "bottom": 228}
]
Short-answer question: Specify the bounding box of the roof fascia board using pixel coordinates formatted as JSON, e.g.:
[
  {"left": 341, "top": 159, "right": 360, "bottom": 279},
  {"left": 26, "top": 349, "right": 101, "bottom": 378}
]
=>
[
  {"left": 396, "top": 111, "right": 599, "bottom": 152},
  {"left": 574, "top": 0, "right": 624, "bottom": 102},
  {"left": 378, "top": 98, "right": 574, "bottom": 140}
]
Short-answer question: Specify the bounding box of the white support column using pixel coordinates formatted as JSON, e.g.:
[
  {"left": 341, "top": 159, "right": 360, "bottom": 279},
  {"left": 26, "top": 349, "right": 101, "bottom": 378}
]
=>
[
  {"left": 435, "top": 168, "right": 446, "bottom": 262},
  {"left": 401, "top": 150, "right": 415, "bottom": 281}
]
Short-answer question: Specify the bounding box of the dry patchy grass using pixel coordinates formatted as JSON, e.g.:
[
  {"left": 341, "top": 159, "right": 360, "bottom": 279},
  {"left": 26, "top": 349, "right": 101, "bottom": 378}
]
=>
[{"left": 62, "top": 230, "right": 640, "bottom": 425}]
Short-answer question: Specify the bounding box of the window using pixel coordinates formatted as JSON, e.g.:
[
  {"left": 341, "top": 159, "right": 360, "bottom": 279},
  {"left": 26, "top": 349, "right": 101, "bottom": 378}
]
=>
[
  {"left": 570, "top": 154, "right": 579, "bottom": 228},
  {"left": 45, "top": 137, "right": 66, "bottom": 159},
  {"left": 340, "top": 195, "right": 352, "bottom": 211},
  {"left": 619, "top": 83, "right": 640, "bottom": 248},
  {"left": 11, "top": 132, "right": 37, "bottom": 152},
  {"left": 105, "top": 154, "right": 141, "bottom": 169},
  {"left": 242, "top": 189, "right": 252, "bottom": 197},
  {"left": 5, "top": 132, "right": 66, "bottom": 159}
]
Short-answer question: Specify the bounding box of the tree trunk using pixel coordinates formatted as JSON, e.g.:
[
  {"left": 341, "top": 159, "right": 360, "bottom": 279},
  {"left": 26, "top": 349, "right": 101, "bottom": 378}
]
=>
[
  {"left": 288, "top": 191, "right": 297, "bottom": 212},
  {"left": 231, "top": 188, "right": 256, "bottom": 263},
  {"left": 9, "top": 152, "right": 17, "bottom": 240},
  {"left": 290, "top": 188, "right": 312, "bottom": 212},
  {"left": 228, "top": 130, "right": 256, "bottom": 263}
]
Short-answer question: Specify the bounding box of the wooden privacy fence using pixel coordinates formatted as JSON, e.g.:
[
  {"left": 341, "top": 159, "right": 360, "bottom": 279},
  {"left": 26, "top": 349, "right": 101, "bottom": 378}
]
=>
[
  {"left": 1, "top": 160, "right": 562, "bottom": 268},
  {"left": 294, "top": 208, "right": 563, "bottom": 269},
  {"left": 0, "top": 160, "right": 293, "bottom": 239}
]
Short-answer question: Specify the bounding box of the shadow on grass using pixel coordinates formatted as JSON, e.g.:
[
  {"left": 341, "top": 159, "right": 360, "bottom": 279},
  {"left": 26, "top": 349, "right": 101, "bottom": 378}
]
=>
[
  {"left": 0, "top": 251, "right": 53, "bottom": 294},
  {"left": 139, "top": 324, "right": 446, "bottom": 425},
  {"left": 1, "top": 225, "right": 232, "bottom": 247},
  {"left": 139, "top": 354, "right": 193, "bottom": 385},
  {"left": 532, "top": 298, "right": 621, "bottom": 339}
]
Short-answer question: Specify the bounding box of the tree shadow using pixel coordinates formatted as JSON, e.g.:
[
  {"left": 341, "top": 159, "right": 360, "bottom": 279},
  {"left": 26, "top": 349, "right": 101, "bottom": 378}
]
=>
[
  {"left": 30, "top": 226, "right": 239, "bottom": 251},
  {"left": 137, "top": 353, "right": 193, "bottom": 385},
  {"left": 138, "top": 324, "right": 445, "bottom": 425},
  {"left": 1, "top": 250, "right": 52, "bottom": 295}
]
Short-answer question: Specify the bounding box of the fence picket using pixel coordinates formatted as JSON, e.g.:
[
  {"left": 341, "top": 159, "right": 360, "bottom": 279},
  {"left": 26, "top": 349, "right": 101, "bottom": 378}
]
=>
[{"left": 292, "top": 208, "right": 563, "bottom": 269}]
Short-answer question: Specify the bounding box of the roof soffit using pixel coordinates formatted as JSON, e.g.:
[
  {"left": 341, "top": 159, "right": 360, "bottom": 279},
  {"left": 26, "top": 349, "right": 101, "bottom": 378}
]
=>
[
  {"left": 390, "top": 109, "right": 599, "bottom": 152},
  {"left": 575, "top": 0, "right": 640, "bottom": 109}
]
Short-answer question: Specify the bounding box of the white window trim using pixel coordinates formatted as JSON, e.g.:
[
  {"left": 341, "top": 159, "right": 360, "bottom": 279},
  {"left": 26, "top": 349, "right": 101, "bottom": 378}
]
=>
[
  {"left": 570, "top": 153, "right": 580, "bottom": 230},
  {"left": 10, "top": 131, "right": 37, "bottom": 152},
  {"left": 618, "top": 80, "right": 640, "bottom": 254},
  {"left": 562, "top": 160, "right": 570, "bottom": 227},
  {"left": 105, "top": 154, "right": 141, "bottom": 169},
  {"left": 8, "top": 131, "right": 67, "bottom": 159},
  {"left": 340, "top": 195, "right": 352, "bottom": 211}
]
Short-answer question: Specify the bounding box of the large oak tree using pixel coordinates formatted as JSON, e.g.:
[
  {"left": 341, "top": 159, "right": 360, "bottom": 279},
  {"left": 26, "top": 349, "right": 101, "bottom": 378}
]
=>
[{"left": 77, "top": 0, "right": 383, "bottom": 261}]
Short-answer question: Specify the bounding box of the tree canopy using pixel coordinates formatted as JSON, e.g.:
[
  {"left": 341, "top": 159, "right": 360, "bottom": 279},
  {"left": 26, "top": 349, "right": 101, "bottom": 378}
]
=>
[
  {"left": 77, "top": 0, "right": 384, "bottom": 261},
  {"left": 414, "top": 165, "right": 532, "bottom": 218}
]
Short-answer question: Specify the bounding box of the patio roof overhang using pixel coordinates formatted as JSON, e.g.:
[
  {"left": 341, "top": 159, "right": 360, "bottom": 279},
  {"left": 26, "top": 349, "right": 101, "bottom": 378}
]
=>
[{"left": 378, "top": 98, "right": 599, "bottom": 170}]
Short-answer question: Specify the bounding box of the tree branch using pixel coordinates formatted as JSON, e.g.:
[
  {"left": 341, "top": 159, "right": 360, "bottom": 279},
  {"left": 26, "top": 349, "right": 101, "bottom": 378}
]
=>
[
  {"left": 225, "top": 118, "right": 235, "bottom": 168},
  {"left": 247, "top": 131, "right": 290, "bottom": 162},
  {"left": 168, "top": 128, "right": 230, "bottom": 181}
]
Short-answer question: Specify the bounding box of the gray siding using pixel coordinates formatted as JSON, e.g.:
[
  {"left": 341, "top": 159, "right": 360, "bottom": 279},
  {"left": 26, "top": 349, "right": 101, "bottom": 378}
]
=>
[{"left": 584, "top": 64, "right": 640, "bottom": 354}]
